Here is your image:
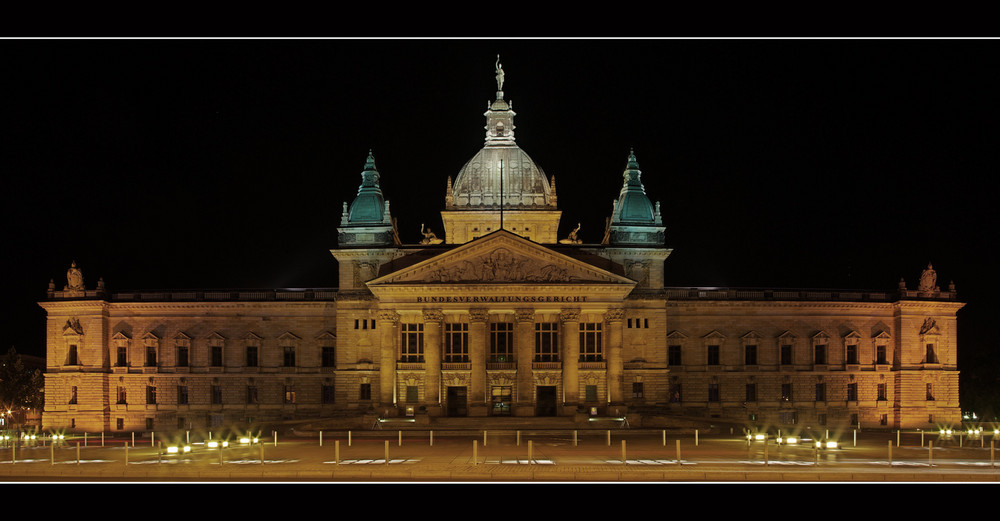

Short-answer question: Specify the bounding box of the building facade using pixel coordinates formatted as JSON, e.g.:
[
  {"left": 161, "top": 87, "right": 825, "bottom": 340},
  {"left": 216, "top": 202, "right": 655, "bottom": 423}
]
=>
[{"left": 40, "top": 64, "right": 963, "bottom": 433}]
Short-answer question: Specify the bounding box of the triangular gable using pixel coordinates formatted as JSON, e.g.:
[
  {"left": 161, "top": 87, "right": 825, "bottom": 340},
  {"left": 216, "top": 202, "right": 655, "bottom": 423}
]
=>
[
  {"left": 316, "top": 331, "right": 337, "bottom": 341},
  {"left": 666, "top": 330, "right": 688, "bottom": 340},
  {"left": 873, "top": 330, "right": 892, "bottom": 340},
  {"left": 369, "top": 230, "right": 635, "bottom": 286},
  {"left": 777, "top": 330, "right": 796, "bottom": 341},
  {"left": 844, "top": 330, "right": 862, "bottom": 341},
  {"left": 208, "top": 331, "right": 227, "bottom": 340},
  {"left": 703, "top": 330, "right": 727, "bottom": 341},
  {"left": 112, "top": 331, "right": 131, "bottom": 340},
  {"left": 174, "top": 332, "right": 192, "bottom": 341},
  {"left": 741, "top": 330, "right": 763, "bottom": 341},
  {"left": 141, "top": 331, "right": 160, "bottom": 341},
  {"left": 277, "top": 331, "right": 301, "bottom": 342},
  {"left": 243, "top": 332, "right": 262, "bottom": 342},
  {"left": 812, "top": 331, "right": 830, "bottom": 341}
]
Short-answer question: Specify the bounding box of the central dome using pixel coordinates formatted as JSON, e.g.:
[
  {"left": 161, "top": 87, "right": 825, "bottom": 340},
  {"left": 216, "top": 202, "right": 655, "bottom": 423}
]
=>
[{"left": 449, "top": 146, "right": 554, "bottom": 209}]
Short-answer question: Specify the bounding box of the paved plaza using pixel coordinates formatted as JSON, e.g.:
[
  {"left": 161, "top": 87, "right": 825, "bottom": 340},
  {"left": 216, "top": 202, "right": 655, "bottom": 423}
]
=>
[{"left": 1, "top": 429, "right": 997, "bottom": 482}]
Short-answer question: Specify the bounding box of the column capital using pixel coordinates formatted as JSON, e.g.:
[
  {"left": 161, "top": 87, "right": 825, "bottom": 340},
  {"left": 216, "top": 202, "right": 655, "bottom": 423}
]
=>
[
  {"left": 559, "top": 308, "right": 581, "bottom": 322},
  {"left": 469, "top": 307, "right": 489, "bottom": 322},
  {"left": 514, "top": 308, "right": 535, "bottom": 323},
  {"left": 422, "top": 308, "right": 444, "bottom": 322},
  {"left": 377, "top": 310, "right": 399, "bottom": 323},
  {"left": 605, "top": 308, "right": 625, "bottom": 322}
]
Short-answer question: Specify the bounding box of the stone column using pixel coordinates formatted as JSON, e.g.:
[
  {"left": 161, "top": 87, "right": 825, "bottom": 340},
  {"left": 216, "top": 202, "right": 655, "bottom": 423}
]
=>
[
  {"left": 423, "top": 308, "right": 443, "bottom": 411},
  {"left": 515, "top": 308, "right": 535, "bottom": 416},
  {"left": 469, "top": 308, "right": 489, "bottom": 415},
  {"left": 605, "top": 308, "right": 625, "bottom": 406},
  {"left": 377, "top": 310, "right": 399, "bottom": 408},
  {"left": 560, "top": 309, "right": 580, "bottom": 409}
]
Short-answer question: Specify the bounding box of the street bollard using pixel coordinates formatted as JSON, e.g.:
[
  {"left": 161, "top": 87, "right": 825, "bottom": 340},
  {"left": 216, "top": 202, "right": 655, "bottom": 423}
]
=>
[
  {"left": 102, "top": 431, "right": 105, "bottom": 447},
  {"left": 484, "top": 430, "right": 487, "bottom": 447},
  {"left": 991, "top": 439, "right": 995, "bottom": 468},
  {"left": 960, "top": 434, "right": 964, "bottom": 447},
  {"left": 186, "top": 431, "right": 190, "bottom": 444},
  {"left": 84, "top": 432, "right": 87, "bottom": 446},
  {"left": 385, "top": 440, "right": 389, "bottom": 465},
  {"left": 607, "top": 430, "right": 611, "bottom": 446},
  {"left": 260, "top": 442, "right": 264, "bottom": 464},
  {"left": 50, "top": 443, "right": 54, "bottom": 465},
  {"left": 663, "top": 430, "right": 666, "bottom": 446},
  {"left": 888, "top": 440, "right": 892, "bottom": 466},
  {"left": 473, "top": 440, "right": 478, "bottom": 465},
  {"left": 696, "top": 429, "right": 699, "bottom": 446},
  {"left": 76, "top": 442, "right": 80, "bottom": 465},
  {"left": 348, "top": 431, "right": 352, "bottom": 447},
  {"left": 335, "top": 440, "right": 340, "bottom": 464},
  {"left": 921, "top": 429, "right": 924, "bottom": 447},
  {"left": 319, "top": 431, "right": 323, "bottom": 447},
  {"left": 158, "top": 443, "right": 162, "bottom": 465},
  {"left": 125, "top": 443, "right": 129, "bottom": 465},
  {"left": 274, "top": 431, "right": 278, "bottom": 447},
  {"left": 517, "top": 430, "right": 521, "bottom": 446},
  {"left": 676, "top": 439, "right": 681, "bottom": 466},
  {"left": 853, "top": 430, "right": 857, "bottom": 447},
  {"left": 131, "top": 431, "right": 135, "bottom": 447},
  {"left": 929, "top": 440, "right": 933, "bottom": 466},
  {"left": 528, "top": 440, "right": 533, "bottom": 465},
  {"left": 825, "top": 429, "right": 829, "bottom": 440},
  {"left": 621, "top": 440, "right": 626, "bottom": 464},
  {"left": 152, "top": 431, "right": 155, "bottom": 447},
  {"left": 573, "top": 430, "right": 577, "bottom": 446},
  {"left": 764, "top": 436, "right": 769, "bottom": 466},
  {"left": 219, "top": 444, "right": 223, "bottom": 465},
  {"left": 897, "top": 430, "right": 900, "bottom": 447},
  {"left": 398, "top": 430, "right": 402, "bottom": 447},
  {"left": 430, "top": 431, "right": 433, "bottom": 446}
]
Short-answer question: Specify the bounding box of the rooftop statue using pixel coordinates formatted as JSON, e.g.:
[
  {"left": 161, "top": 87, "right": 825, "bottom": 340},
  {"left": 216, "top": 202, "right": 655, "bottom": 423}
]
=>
[
  {"left": 420, "top": 223, "right": 443, "bottom": 245},
  {"left": 495, "top": 55, "right": 505, "bottom": 92},
  {"left": 559, "top": 223, "right": 582, "bottom": 244},
  {"left": 918, "top": 262, "right": 937, "bottom": 292},
  {"left": 66, "top": 261, "right": 84, "bottom": 291}
]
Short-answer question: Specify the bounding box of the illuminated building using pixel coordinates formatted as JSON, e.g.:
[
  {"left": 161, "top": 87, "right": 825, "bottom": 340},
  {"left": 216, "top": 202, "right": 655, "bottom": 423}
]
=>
[{"left": 39, "top": 62, "right": 963, "bottom": 433}]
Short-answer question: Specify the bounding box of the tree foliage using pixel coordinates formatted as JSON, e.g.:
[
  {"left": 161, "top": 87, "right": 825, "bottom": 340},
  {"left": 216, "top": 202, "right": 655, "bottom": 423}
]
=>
[{"left": 0, "top": 347, "right": 43, "bottom": 410}]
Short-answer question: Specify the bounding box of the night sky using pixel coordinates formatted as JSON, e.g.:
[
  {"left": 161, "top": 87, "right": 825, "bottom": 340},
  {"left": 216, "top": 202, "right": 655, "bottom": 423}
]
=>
[{"left": 3, "top": 40, "right": 998, "bottom": 405}]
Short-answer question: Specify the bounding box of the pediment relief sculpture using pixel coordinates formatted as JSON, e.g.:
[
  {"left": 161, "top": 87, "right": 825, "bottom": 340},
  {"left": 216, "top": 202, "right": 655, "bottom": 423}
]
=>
[
  {"left": 62, "top": 317, "right": 84, "bottom": 335},
  {"left": 920, "top": 317, "right": 939, "bottom": 335}
]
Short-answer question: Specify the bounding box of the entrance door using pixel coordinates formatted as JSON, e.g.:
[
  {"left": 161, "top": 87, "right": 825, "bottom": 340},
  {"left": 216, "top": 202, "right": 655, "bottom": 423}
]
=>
[
  {"left": 491, "top": 386, "right": 512, "bottom": 416},
  {"left": 446, "top": 387, "right": 468, "bottom": 417},
  {"left": 536, "top": 386, "right": 557, "bottom": 416}
]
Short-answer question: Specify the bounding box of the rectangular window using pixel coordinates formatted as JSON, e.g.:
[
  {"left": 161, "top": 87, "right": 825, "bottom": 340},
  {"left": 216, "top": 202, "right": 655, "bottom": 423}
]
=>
[
  {"left": 67, "top": 345, "right": 79, "bottom": 366},
  {"left": 745, "top": 383, "right": 757, "bottom": 402},
  {"left": 876, "top": 345, "right": 887, "bottom": 364},
  {"left": 880, "top": 414, "right": 888, "bottom": 426},
  {"left": 284, "top": 386, "right": 296, "bottom": 404},
  {"left": 815, "top": 382, "right": 826, "bottom": 402},
  {"left": 145, "top": 418, "right": 154, "bottom": 430},
  {"left": 846, "top": 344, "right": 858, "bottom": 365},
  {"left": 926, "top": 383, "right": 934, "bottom": 401},
  {"left": 779, "top": 411, "right": 797, "bottom": 425},
  {"left": 579, "top": 323, "right": 602, "bottom": 362},
  {"left": 708, "top": 383, "right": 720, "bottom": 402},
  {"left": 211, "top": 345, "right": 223, "bottom": 367},
  {"left": 877, "top": 383, "right": 887, "bottom": 401},
  {"left": 117, "top": 418, "right": 124, "bottom": 430},
  {"left": 534, "top": 323, "right": 559, "bottom": 362},
  {"left": 401, "top": 323, "right": 425, "bottom": 362},
  {"left": 669, "top": 384, "right": 682, "bottom": 403},
  {"left": 146, "top": 345, "right": 157, "bottom": 367},
  {"left": 69, "top": 386, "right": 78, "bottom": 405},
  {"left": 781, "top": 383, "right": 793, "bottom": 402},
  {"left": 445, "top": 323, "right": 470, "bottom": 363},
  {"left": 177, "top": 345, "right": 189, "bottom": 367},
  {"left": 283, "top": 346, "right": 296, "bottom": 367},
  {"left": 322, "top": 385, "right": 336, "bottom": 404},
  {"left": 211, "top": 385, "right": 222, "bottom": 405},
  {"left": 585, "top": 385, "right": 598, "bottom": 402},
  {"left": 706, "top": 345, "right": 719, "bottom": 365},
  {"left": 359, "top": 383, "right": 372, "bottom": 401},
  {"left": 925, "top": 344, "right": 936, "bottom": 363},
  {"left": 632, "top": 382, "right": 644, "bottom": 398},
  {"left": 780, "top": 344, "right": 792, "bottom": 365},
  {"left": 117, "top": 386, "right": 127, "bottom": 405},
  {"left": 246, "top": 386, "right": 258, "bottom": 404},
  {"left": 814, "top": 344, "right": 827, "bottom": 365},
  {"left": 745, "top": 345, "right": 757, "bottom": 365},
  {"left": 117, "top": 346, "right": 128, "bottom": 367},
  {"left": 177, "top": 385, "right": 188, "bottom": 405},
  {"left": 322, "top": 346, "right": 336, "bottom": 367},
  {"left": 406, "top": 385, "right": 419, "bottom": 402},
  {"left": 490, "top": 322, "right": 514, "bottom": 362},
  {"left": 668, "top": 345, "right": 682, "bottom": 366},
  {"left": 246, "top": 346, "right": 259, "bottom": 367},
  {"left": 847, "top": 382, "right": 858, "bottom": 402},
  {"left": 146, "top": 385, "right": 157, "bottom": 404}
]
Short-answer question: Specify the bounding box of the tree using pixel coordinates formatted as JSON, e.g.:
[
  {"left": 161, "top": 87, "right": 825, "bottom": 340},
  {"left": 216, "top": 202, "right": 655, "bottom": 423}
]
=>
[{"left": 0, "top": 347, "right": 44, "bottom": 413}]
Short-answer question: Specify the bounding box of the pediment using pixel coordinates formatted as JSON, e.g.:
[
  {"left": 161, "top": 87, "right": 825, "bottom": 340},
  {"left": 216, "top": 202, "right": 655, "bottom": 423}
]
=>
[
  {"left": 243, "top": 332, "right": 262, "bottom": 342},
  {"left": 277, "top": 331, "right": 301, "bottom": 342},
  {"left": 174, "top": 332, "right": 192, "bottom": 341},
  {"left": 777, "top": 330, "right": 796, "bottom": 341},
  {"left": 141, "top": 331, "right": 160, "bottom": 341},
  {"left": 666, "top": 330, "right": 688, "bottom": 340},
  {"left": 812, "top": 331, "right": 830, "bottom": 341},
  {"left": 316, "top": 331, "right": 337, "bottom": 341},
  {"left": 844, "top": 330, "right": 862, "bottom": 341},
  {"left": 873, "top": 330, "right": 892, "bottom": 340},
  {"left": 703, "top": 330, "right": 727, "bottom": 341},
  {"left": 112, "top": 331, "right": 131, "bottom": 340},
  {"left": 369, "top": 230, "right": 635, "bottom": 287},
  {"left": 741, "top": 330, "right": 763, "bottom": 341}
]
